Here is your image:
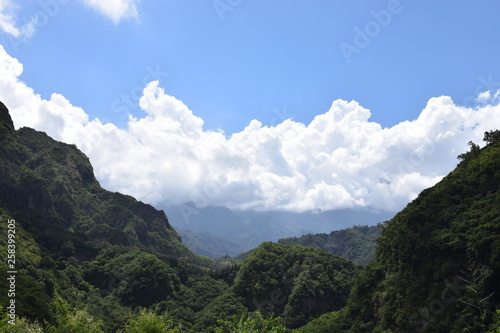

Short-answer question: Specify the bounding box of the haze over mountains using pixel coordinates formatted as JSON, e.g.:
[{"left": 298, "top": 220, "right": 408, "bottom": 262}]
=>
[{"left": 165, "top": 204, "right": 392, "bottom": 257}]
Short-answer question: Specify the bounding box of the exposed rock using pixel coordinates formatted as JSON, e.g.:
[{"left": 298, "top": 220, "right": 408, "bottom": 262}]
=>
[{"left": 0, "top": 101, "right": 15, "bottom": 134}]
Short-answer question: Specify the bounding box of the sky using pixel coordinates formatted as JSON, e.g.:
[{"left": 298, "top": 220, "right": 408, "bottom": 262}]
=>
[{"left": 0, "top": 0, "right": 500, "bottom": 213}]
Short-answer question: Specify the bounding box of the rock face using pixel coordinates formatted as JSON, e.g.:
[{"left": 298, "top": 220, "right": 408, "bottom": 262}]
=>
[
  {"left": 0, "top": 101, "right": 188, "bottom": 256},
  {"left": 0, "top": 101, "right": 14, "bottom": 134}
]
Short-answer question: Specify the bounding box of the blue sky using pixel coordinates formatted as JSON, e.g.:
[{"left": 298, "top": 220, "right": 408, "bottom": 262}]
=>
[
  {"left": 1, "top": 0, "right": 500, "bottom": 213},
  {"left": 2, "top": 0, "right": 499, "bottom": 134}
]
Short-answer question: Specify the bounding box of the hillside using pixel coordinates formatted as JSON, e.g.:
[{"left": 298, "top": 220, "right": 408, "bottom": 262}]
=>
[
  {"left": 232, "top": 242, "right": 360, "bottom": 329},
  {"left": 177, "top": 228, "right": 244, "bottom": 258},
  {"left": 278, "top": 225, "right": 382, "bottom": 265},
  {"left": 0, "top": 101, "right": 361, "bottom": 332},
  {"left": 0, "top": 101, "right": 188, "bottom": 257},
  {"left": 299, "top": 131, "right": 500, "bottom": 332},
  {"left": 2, "top": 98, "right": 498, "bottom": 332}
]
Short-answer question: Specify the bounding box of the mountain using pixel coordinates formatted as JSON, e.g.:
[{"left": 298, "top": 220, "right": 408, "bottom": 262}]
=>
[
  {"left": 278, "top": 225, "right": 382, "bottom": 265},
  {"left": 0, "top": 101, "right": 363, "bottom": 332},
  {"left": 3, "top": 98, "right": 498, "bottom": 332},
  {"left": 0, "top": 102, "right": 188, "bottom": 257},
  {"left": 232, "top": 242, "right": 360, "bottom": 329},
  {"left": 164, "top": 203, "right": 393, "bottom": 254},
  {"left": 298, "top": 131, "right": 500, "bottom": 332},
  {"left": 176, "top": 228, "right": 244, "bottom": 258}
]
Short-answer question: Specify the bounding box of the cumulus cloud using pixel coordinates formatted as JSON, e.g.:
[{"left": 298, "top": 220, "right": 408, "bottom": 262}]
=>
[
  {"left": 0, "top": 0, "right": 37, "bottom": 38},
  {"left": 79, "top": 0, "right": 140, "bottom": 24},
  {"left": 1, "top": 45, "right": 500, "bottom": 213}
]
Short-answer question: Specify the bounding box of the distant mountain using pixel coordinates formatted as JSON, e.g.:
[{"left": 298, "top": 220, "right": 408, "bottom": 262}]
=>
[
  {"left": 0, "top": 101, "right": 370, "bottom": 332},
  {"left": 278, "top": 225, "right": 382, "bottom": 265},
  {"left": 163, "top": 203, "right": 393, "bottom": 254},
  {"left": 176, "top": 228, "right": 244, "bottom": 258}
]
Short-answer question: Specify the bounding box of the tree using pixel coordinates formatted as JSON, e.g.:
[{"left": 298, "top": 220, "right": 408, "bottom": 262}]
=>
[
  {"left": 458, "top": 141, "right": 481, "bottom": 161},
  {"left": 215, "top": 311, "right": 294, "bottom": 333},
  {"left": 124, "top": 309, "right": 182, "bottom": 333},
  {"left": 46, "top": 296, "right": 104, "bottom": 333},
  {"left": 0, "top": 316, "right": 44, "bottom": 332},
  {"left": 484, "top": 130, "right": 500, "bottom": 146}
]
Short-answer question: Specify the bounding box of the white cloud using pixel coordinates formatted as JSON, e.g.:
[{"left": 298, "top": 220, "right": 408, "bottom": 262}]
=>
[
  {"left": 1, "top": 45, "right": 500, "bottom": 213},
  {"left": 79, "top": 0, "right": 140, "bottom": 24},
  {"left": 0, "top": 0, "right": 37, "bottom": 38}
]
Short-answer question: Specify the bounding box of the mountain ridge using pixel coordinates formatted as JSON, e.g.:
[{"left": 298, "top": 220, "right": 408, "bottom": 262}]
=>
[
  {"left": 0, "top": 102, "right": 363, "bottom": 332},
  {"left": 2, "top": 100, "right": 499, "bottom": 332},
  {"left": 298, "top": 131, "right": 500, "bottom": 332}
]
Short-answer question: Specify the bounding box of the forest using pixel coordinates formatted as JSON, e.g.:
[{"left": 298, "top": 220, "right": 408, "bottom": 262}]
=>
[{"left": 0, "top": 101, "right": 499, "bottom": 332}]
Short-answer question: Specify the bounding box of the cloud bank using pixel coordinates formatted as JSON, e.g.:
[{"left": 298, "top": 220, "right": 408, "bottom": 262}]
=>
[{"left": 1, "top": 45, "right": 499, "bottom": 213}]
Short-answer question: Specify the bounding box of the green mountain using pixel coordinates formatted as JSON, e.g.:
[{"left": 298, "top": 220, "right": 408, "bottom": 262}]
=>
[
  {"left": 299, "top": 132, "right": 500, "bottom": 332},
  {"left": 2, "top": 99, "right": 498, "bottom": 332},
  {"left": 176, "top": 228, "right": 244, "bottom": 258},
  {"left": 0, "top": 101, "right": 361, "bottom": 332},
  {"left": 232, "top": 242, "right": 360, "bottom": 329},
  {"left": 278, "top": 225, "right": 382, "bottom": 265},
  {"left": 0, "top": 101, "right": 188, "bottom": 257}
]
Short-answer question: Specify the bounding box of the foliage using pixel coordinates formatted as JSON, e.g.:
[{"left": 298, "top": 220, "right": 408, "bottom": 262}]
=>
[
  {"left": 215, "top": 311, "right": 291, "bottom": 333},
  {"left": 2, "top": 104, "right": 499, "bottom": 332},
  {"left": 123, "top": 309, "right": 182, "bottom": 333},
  {"left": 0, "top": 315, "right": 44, "bottom": 332},
  {"left": 177, "top": 228, "right": 244, "bottom": 258},
  {"left": 46, "top": 296, "right": 105, "bottom": 333},
  {"left": 301, "top": 132, "right": 500, "bottom": 332},
  {"left": 278, "top": 225, "right": 382, "bottom": 265},
  {"left": 232, "top": 242, "right": 359, "bottom": 329},
  {"left": 0, "top": 106, "right": 230, "bottom": 332}
]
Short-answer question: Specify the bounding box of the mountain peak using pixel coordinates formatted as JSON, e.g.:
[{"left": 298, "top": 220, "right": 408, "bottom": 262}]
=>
[{"left": 0, "top": 101, "right": 15, "bottom": 133}]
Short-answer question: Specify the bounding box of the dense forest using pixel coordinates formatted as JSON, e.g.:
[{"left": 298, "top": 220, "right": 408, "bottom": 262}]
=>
[
  {"left": 278, "top": 225, "right": 381, "bottom": 265},
  {"left": 0, "top": 100, "right": 499, "bottom": 332}
]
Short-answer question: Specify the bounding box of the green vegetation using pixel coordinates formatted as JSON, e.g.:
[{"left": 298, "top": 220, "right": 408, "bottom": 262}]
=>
[
  {"left": 177, "top": 228, "right": 244, "bottom": 258},
  {"left": 297, "top": 130, "right": 500, "bottom": 332},
  {"left": 0, "top": 102, "right": 358, "bottom": 331},
  {"left": 215, "top": 312, "right": 291, "bottom": 333},
  {"left": 278, "top": 225, "right": 382, "bottom": 265},
  {"left": 0, "top": 101, "right": 499, "bottom": 332},
  {"left": 233, "top": 242, "right": 359, "bottom": 329}
]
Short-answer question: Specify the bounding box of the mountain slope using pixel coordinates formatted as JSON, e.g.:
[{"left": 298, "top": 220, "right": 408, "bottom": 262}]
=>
[
  {"left": 0, "top": 101, "right": 204, "bottom": 329},
  {"left": 232, "top": 242, "right": 360, "bottom": 329},
  {"left": 177, "top": 228, "right": 244, "bottom": 258},
  {"left": 299, "top": 132, "right": 500, "bottom": 333},
  {"left": 278, "top": 225, "right": 382, "bottom": 265},
  {"left": 0, "top": 101, "right": 188, "bottom": 257},
  {"left": 0, "top": 101, "right": 365, "bottom": 332}
]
